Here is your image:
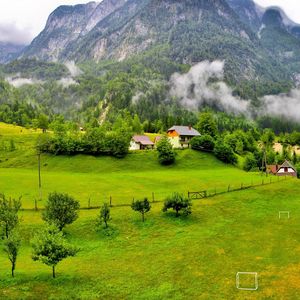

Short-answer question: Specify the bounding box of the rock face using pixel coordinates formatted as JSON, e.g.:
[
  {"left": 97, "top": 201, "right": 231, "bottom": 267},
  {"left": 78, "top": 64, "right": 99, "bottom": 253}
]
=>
[{"left": 19, "top": 0, "right": 300, "bottom": 82}]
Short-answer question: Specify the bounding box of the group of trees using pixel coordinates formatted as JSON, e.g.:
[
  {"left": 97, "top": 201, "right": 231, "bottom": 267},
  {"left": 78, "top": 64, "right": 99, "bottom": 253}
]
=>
[
  {"left": 0, "top": 190, "right": 193, "bottom": 278},
  {"left": 37, "top": 125, "right": 132, "bottom": 158},
  {"left": 190, "top": 112, "right": 300, "bottom": 171},
  {"left": 0, "top": 192, "right": 80, "bottom": 278}
]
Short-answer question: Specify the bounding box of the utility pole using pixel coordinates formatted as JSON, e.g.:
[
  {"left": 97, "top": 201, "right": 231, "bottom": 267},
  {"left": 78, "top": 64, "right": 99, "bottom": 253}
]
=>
[{"left": 38, "top": 150, "right": 42, "bottom": 201}]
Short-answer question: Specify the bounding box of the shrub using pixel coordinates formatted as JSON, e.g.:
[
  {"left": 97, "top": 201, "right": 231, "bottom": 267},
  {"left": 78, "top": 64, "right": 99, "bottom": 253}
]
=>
[
  {"left": 156, "top": 136, "right": 176, "bottom": 165},
  {"left": 190, "top": 135, "right": 215, "bottom": 151},
  {"left": 214, "top": 140, "right": 237, "bottom": 164},
  {"left": 243, "top": 153, "right": 258, "bottom": 171},
  {"left": 163, "top": 193, "right": 192, "bottom": 217}
]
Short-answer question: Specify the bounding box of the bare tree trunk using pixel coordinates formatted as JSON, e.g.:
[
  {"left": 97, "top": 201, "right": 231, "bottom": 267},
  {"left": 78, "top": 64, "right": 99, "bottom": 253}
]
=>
[
  {"left": 12, "top": 262, "right": 15, "bottom": 277},
  {"left": 52, "top": 265, "right": 56, "bottom": 278}
]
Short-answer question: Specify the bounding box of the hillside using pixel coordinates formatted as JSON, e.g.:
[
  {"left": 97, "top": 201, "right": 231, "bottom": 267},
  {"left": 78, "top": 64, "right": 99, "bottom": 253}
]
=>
[
  {"left": 0, "top": 122, "right": 299, "bottom": 298},
  {"left": 0, "top": 122, "right": 266, "bottom": 209}
]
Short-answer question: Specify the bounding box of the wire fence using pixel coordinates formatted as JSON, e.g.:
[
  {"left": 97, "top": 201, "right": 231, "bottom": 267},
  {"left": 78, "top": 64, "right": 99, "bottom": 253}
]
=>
[{"left": 22, "top": 175, "right": 292, "bottom": 212}]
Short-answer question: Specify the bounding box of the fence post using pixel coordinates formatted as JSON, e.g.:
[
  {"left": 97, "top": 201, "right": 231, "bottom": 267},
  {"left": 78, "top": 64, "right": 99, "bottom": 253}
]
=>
[
  {"left": 35, "top": 199, "right": 38, "bottom": 211},
  {"left": 241, "top": 183, "right": 243, "bottom": 190},
  {"left": 262, "top": 179, "right": 264, "bottom": 185},
  {"left": 110, "top": 196, "right": 112, "bottom": 207},
  {"left": 152, "top": 192, "right": 155, "bottom": 203},
  {"left": 88, "top": 198, "right": 91, "bottom": 209}
]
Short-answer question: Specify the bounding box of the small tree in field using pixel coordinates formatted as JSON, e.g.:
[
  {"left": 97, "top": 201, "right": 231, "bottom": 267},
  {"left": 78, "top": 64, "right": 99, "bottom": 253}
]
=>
[
  {"left": 97, "top": 203, "right": 111, "bottom": 229},
  {"left": 131, "top": 198, "right": 151, "bottom": 222},
  {"left": 163, "top": 193, "right": 192, "bottom": 217},
  {"left": 43, "top": 192, "right": 80, "bottom": 231},
  {"left": 157, "top": 136, "right": 175, "bottom": 165},
  {"left": 3, "top": 230, "right": 21, "bottom": 277},
  {"left": 31, "top": 225, "right": 78, "bottom": 278},
  {"left": 0, "top": 194, "right": 22, "bottom": 238}
]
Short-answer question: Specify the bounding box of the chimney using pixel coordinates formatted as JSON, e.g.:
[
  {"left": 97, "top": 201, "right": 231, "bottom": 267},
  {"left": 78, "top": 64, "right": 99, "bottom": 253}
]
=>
[{"left": 188, "top": 125, "right": 192, "bottom": 130}]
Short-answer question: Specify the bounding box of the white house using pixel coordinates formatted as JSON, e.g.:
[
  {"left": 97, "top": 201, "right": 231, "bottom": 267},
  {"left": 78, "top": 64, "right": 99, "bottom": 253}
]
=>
[
  {"left": 267, "top": 160, "right": 297, "bottom": 177},
  {"left": 129, "top": 135, "right": 154, "bottom": 150}
]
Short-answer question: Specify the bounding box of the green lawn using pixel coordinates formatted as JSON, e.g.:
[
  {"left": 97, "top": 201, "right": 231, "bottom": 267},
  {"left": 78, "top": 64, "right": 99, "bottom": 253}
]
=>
[
  {"left": 1, "top": 122, "right": 300, "bottom": 299},
  {"left": 0, "top": 179, "right": 299, "bottom": 299}
]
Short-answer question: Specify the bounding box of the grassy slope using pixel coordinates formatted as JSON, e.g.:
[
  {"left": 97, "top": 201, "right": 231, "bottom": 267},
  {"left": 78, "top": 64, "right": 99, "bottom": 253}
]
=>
[
  {"left": 0, "top": 123, "right": 265, "bottom": 209},
  {"left": 0, "top": 180, "right": 299, "bottom": 299},
  {"left": 1, "top": 123, "right": 300, "bottom": 299}
]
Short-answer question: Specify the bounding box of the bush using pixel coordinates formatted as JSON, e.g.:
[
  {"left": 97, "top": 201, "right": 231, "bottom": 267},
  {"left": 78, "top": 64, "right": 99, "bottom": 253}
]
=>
[
  {"left": 163, "top": 193, "right": 192, "bottom": 217},
  {"left": 156, "top": 136, "right": 176, "bottom": 165},
  {"left": 190, "top": 135, "right": 215, "bottom": 151},
  {"left": 214, "top": 140, "right": 237, "bottom": 164},
  {"left": 243, "top": 153, "right": 258, "bottom": 171}
]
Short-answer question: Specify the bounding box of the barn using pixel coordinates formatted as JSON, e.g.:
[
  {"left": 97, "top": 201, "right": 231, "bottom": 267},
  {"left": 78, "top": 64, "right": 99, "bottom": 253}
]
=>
[{"left": 267, "top": 160, "right": 297, "bottom": 177}]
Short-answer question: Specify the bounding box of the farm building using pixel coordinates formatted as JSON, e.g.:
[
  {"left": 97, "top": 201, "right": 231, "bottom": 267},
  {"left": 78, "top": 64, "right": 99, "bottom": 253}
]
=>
[
  {"left": 167, "top": 126, "right": 200, "bottom": 148},
  {"left": 267, "top": 160, "right": 297, "bottom": 177},
  {"left": 129, "top": 135, "right": 154, "bottom": 150}
]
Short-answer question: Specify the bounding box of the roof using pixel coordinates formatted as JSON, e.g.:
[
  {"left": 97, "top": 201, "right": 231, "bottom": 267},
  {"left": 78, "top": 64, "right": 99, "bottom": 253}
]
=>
[
  {"left": 267, "top": 165, "right": 278, "bottom": 174},
  {"left": 167, "top": 126, "right": 200, "bottom": 136},
  {"left": 132, "top": 135, "right": 154, "bottom": 145},
  {"left": 278, "top": 160, "right": 296, "bottom": 171}
]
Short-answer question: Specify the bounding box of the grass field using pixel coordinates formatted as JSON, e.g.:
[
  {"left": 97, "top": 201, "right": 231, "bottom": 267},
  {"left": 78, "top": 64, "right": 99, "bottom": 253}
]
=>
[{"left": 0, "top": 122, "right": 300, "bottom": 299}]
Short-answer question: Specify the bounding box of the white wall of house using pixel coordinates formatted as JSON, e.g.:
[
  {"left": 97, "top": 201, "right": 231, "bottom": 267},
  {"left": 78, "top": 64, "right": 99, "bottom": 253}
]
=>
[
  {"left": 129, "top": 141, "right": 141, "bottom": 151},
  {"left": 277, "top": 167, "right": 295, "bottom": 173},
  {"left": 168, "top": 136, "right": 180, "bottom": 148}
]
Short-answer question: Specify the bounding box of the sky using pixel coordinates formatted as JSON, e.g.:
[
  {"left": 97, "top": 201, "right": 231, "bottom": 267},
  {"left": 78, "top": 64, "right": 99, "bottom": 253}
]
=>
[{"left": 0, "top": 0, "right": 299, "bottom": 45}]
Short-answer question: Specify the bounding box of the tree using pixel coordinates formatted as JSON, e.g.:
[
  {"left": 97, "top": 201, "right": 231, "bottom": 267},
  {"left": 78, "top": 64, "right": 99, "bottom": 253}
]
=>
[
  {"left": 97, "top": 203, "right": 111, "bottom": 229},
  {"left": 131, "top": 198, "right": 151, "bottom": 222},
  {"left": 190, "top": 135, "right": 215, "bottom": 151},
  {"left": 156, "top": 136, "right": 176, "bottom": 165},
  {"left": 3, "top": 231, "right": 21, "bottom": 277},
  {"left": 0, "top": 194, "right": 22, "bottom": 238},
  {"left": 31, "top": 225, "right": 78, "bottom": 278},
  {"left": 214, "top": 140, "right": 237, "bottom": 164},
  {"left": 163, "top": 193, "right": 192, "bottom": 217},
  {"left": 43, "top": 192, "right": 80, "bottom": 231},
  {"left": 196, "top": 112, "right": 218, "bottom": 137},
  {"left": 132, "top": 114, "right": 143, "bottom": 134},
  {"left": 260, "top": 129, "right": 276, "bottom": 174},
  {"left": 38, "top": 114, "right": 49, "bottom": 133}
]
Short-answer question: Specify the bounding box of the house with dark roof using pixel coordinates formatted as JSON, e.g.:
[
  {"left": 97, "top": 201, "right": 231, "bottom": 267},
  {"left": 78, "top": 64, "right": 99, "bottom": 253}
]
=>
[
  {"left": 167, "top": 126, "right": 200, "bottom": 148},
  {"left": 129, "top": 135, "right": 154, "bottom": 150},
  {"left": 267, "top": 160, "right": 297, "bottom": 177}
]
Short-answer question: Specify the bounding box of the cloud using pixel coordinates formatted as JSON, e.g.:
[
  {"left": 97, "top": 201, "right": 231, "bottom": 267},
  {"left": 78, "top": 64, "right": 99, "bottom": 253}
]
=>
[
  {"left": 169, "top": 61, "right": 250, "bottom": 115},
  {"left": 57, "top": 77, "right": 78, "bottom": 88},
  {"left": 169, "top": 60, "right": 300, "bottom": 122},
  {"left": 65, "top": 61, "right": 83, "bottom": 77},
  {"left": 6, "top": 76, "right": 43, "bottom": 87},
  {"left": 0, "top": 22, "right": 32, "bottom": 45},
  {"left": 262, "top": 89, "right": 300, "bottom": 122}
]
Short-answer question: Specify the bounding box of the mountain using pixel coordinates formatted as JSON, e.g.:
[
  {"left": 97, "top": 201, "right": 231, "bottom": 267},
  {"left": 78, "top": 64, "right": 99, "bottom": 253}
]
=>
[
  {"left": 0, "top": 42, "right": 25, "bottom": 64},
  {"left": 20, "top": 0, "right": 293, "bottom": 83},
  {"left": 22, "top": 0, "right": 128, "bottom": 61},
  {"left": 226, "top": 0, "right": 263, "bottom": 31}
]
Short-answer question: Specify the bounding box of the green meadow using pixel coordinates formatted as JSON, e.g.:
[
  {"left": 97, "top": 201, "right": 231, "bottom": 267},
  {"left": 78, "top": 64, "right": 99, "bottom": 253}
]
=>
[{"left": 0, "top": 123, "right": 300, "bottom": 299}]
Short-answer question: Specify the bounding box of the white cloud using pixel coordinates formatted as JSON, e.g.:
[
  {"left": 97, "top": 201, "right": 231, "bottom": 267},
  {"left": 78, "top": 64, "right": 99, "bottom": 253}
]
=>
[
  {"left": 0, "top": 0, "right": 97, "bottom": 44},
  {"left": 254, "top": 0, "right": 300, "bottom": 24}
]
